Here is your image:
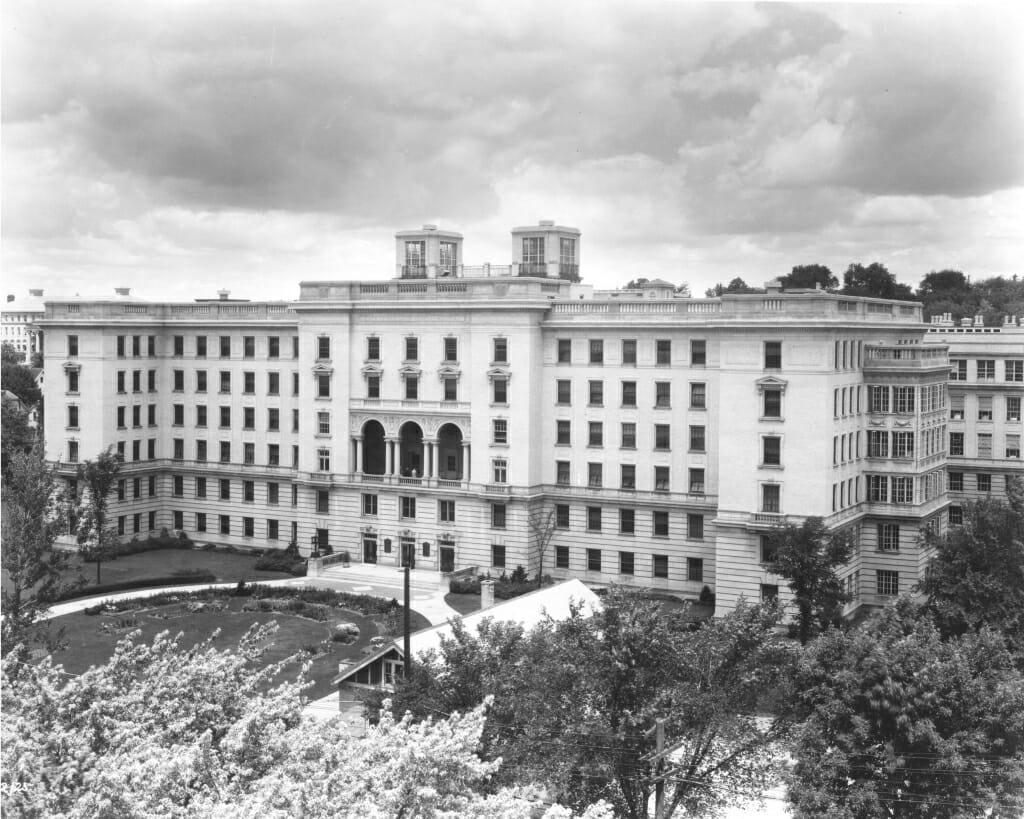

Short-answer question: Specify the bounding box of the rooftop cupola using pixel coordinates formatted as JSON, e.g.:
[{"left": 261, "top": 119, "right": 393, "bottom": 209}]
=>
[
  {"left": 510, "top": 221, "right": 581, "bottom": 281},
  {"left": 395, "top": 225, "right": 464, "bottom": 279}
]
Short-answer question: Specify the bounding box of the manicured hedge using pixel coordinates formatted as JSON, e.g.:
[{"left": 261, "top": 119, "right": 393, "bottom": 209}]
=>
[{"left": 55, "top": 572, "right": 217, "bottom": 601}]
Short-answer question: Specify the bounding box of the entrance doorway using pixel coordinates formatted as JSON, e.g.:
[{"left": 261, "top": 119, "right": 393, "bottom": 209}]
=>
[
  {"left": 439, "top": 543, "right": 455, "bottom": 573},
  {"left": 363, "top": 535, "right": 378, "bottom": 564},
  {"left": 400, "top": 537, "right": 416, "bottom": 569}
]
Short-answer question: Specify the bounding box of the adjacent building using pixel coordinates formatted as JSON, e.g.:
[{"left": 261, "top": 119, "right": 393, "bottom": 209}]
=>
[
  {"left": 41, "top": 222, "right": 996, "bottom": 615},
  {"left": 3, "top": 289, "right": 46, "bottom": 359}
]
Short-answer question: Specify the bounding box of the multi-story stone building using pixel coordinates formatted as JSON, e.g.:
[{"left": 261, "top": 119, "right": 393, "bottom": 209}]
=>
[
  {"left": 3, "top": 288, "right": 46, "bottom": 359},
  {"left": 925, "top": 316, "right": 1023, "bottom": 523},
  {"left": 40, "top": 223, "right": 960, "bottom": 615}
]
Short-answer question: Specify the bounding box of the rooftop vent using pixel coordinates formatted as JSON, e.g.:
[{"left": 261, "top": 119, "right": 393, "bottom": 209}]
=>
[
  {"left": 422, "top": 224, "right": 438, "bottom": 231},
  {"left": 114, "top": 287, "right": 131, "bottom": 297},
  {"left": 28, "top": 289, "right": 43, "bottom": 297},
  {"left": 218, "top": 289, "right": 231, "bottom": 301},
  {"left": 539, "top": 220, "right": 555, "bottom": 227},
  {"left": 6, "top": 295, "right": 13, "bottom": 303}
]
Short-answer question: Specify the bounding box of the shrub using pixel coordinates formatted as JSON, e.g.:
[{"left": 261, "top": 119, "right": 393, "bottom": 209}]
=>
[
  {"left": 55, "top": 572, "right": 217, "bottom": 601},
  {"left": 254, "top": 549, "right": 305, "bottom": 573},
  {"left": 699, "top": 585, "right": 715, "bottom": 606},
  {"left": 510, "top": 565, "right": 528, "bottom": 584},
  {"left": 449, "top": 576, "right": 481, "bottom": 595}
]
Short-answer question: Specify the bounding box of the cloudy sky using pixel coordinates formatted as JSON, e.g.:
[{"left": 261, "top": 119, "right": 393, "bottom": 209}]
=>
[{"left": 3, "top": 1, "right": 1023, "bottom": 301}]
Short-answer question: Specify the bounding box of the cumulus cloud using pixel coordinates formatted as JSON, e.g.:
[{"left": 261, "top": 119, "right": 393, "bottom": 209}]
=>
[{"left": 2, "top": 0, "right": 1022, "bottom": 299}]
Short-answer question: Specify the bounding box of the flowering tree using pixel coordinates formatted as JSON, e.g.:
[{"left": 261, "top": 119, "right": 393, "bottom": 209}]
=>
[
  {"left": 75, "top": 447, "right": 122, "bottom": 584},
  {"left": 2, "top": 624, "right": 611, "bottom": 819}
]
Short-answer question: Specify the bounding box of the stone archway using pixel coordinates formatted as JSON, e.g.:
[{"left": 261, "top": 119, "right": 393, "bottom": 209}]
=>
[
  {"left": 399, "top": 422, "right": 424, "bottom": 477},
  {"left": 436, "top": 423, "right": 464, "bottom": 479},
  {"left": 362, "top": 420, "right": 386, "bottom": 475}
]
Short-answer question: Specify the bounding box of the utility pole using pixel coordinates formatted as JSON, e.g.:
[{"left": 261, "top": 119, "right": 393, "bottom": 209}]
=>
[
  {"left": 402, "top": 563, "right": 411, "bottom": 679},
  {"left": 644, "top": 718, "right": 666, "bottom": 819}
]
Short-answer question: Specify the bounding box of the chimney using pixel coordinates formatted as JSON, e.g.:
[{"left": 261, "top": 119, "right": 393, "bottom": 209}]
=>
[
  {"left": 6, "top": 295, "right": 13, "bottom": 303},
  {"left": 114, "top": 287, "right": 131, "bottom": 297},
  {"left": 480, "top": 579, "right": 495, "bottom": 610},
  {"left": 218, "top": 289, "right": 230, "bottom": 301},
  {"left": 960, "top": 318, "right": 972, "bottom": 327},
  {"left": 974, "top": 314, "right": 984, "bottom": 327}
]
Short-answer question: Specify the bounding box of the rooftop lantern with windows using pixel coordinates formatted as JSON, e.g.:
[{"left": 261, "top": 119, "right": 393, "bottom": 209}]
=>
[
  {"left": 511, "top": 221, "right": 581, "bottom": 281},
  {"left": 394, "top": 225, "right": 464, "bottom": 279}
]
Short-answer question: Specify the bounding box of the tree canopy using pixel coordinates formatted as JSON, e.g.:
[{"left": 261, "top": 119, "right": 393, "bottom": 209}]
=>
[
  {"left": 75, "top": 448, "right": 123, "bottom": 583},
  {"left": 780, "top": 265, "right": 838, "bottom": 291},
  {"left": 704, "top": 277, "right": 763, "bottom": 297},
  {"left": 372, "top": 592, "right": 795, "bottom": 819},
  {"left": 1, "top": 352, "right": 42, "bottom": 407},
  {"left": 840, "top": 262, "right": 915, "bottom": 300},
  {"left": 765, "top": 517, "right": 852, "bottom": 644},
  {"left": 2, "top": 625, "right": 612, "bottom": 819},
  {"left": 788, "top": 601, "right": 1024, "bottom": 819}
]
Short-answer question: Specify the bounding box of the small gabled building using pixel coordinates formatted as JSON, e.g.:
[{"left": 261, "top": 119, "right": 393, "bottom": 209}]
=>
[{"left": 333, "top": 579, "right": 602, "bottom": 695}]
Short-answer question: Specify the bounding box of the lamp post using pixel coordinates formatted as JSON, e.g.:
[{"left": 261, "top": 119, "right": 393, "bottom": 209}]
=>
[{"left": 310, "top": 534, "right": 319, "bottom": 559}]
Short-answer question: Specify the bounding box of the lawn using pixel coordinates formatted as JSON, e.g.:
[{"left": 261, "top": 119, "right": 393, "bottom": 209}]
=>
[{"left": 40, "top": 593, "right": 432, "bottom": 701}]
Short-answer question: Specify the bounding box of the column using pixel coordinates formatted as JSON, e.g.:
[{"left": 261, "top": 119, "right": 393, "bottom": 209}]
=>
[
  {"left": 425, "top": 440, "right": 435, "bottom": 478},
  {"left": 354, "top": 436, "right": 363, "bottom": 475},
  {"left": 462, "top": 442, "right": 471, "bottom": 484},
  {"left": 385, "top": 438, "right": 395, "bottom": 476}
]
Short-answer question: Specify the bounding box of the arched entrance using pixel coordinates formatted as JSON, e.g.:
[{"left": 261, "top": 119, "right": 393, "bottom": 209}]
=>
[
  {"left": 436, "top": 423, "right": 464, "bottom": 479},
  {"left": 362, "top": 420, "right": 386, "bottom": 475},
  {"left": 399, "top": 422, "right": 424, "bottom": 477}
]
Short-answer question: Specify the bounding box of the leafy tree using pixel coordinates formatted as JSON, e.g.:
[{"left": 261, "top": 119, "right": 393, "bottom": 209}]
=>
[
  {"left": 972, "top": 274, "right": 1024, "bottom": 326},
  {"left": 765, "top": 517, "right": 852, "bottom": 644},
  {"left": 624, "top": 277, "right": 649, "bottom": 289},
  {"left": 2, "top": 624, "right": 611, "bottom": 818},
  {"left": 1, "top": 341, "right": 24, "bottom": 365},
  {"left": 1, "top": 401, "right": 36, "bottom": 480},
  {"left": 528, "top": 505, "right": 557, "bottom": 587},
  {"left": 841, "top": 262, "right": 915, "bottom": 301},
  {"left": 75, "top": 448, "right": 123, "bottom": 584},
  {"left": 376, "top": 592, "right": 795, "bottom": 819},
  {"left": 915, "top": 269, "right": 979, "bottom": 322},
  {"left": 788, "top": 601, "right": 1024, "bottom": 819},
  {"left": 780, "top": 264, "right": 838, "bottom": 291},
  {"left": 1, "top": 448, "right": 76, "bottom": 653},
  {"left": 704, "top": 277, "right": 763, "bottom": 297},
  {"left": 917, "top": 478, "right": 1024, "bottom": 653},
  {"left": 1, "top": 352, "right": 42, "bottom": 407}
]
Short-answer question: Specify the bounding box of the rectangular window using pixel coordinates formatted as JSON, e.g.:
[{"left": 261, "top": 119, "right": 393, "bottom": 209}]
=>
[
  {"left": 492, "top": 337, "right": 508, "bottom": 363},
  {"left": 653, "top": 510, "right": 669, "bottom": 537},
  {"left": 589, "top": 339, "right": 603, "bottom": 364},
  {"left": 219, "top": 478, "right": 231, "bottom": 500},
  {"left": 1006, "top": 360, "right": 1023, "bottom": 382},
  {"left": 317, "top": 374, "right": 331, "bottom": 399},
  {"left": 194, "top": 477, "right": 206, "bottom": 499},
  {"left": 172, "top": 475, "right": 184, "bottom": 497},
  {"left": 1007, "top": 397, "right": 1021, "bottom": 422},
  {"left": 588, "top": 462, "right": 603, "bottom": 488},
  {"left": 557, "top": 338, "right": 571, "bottom": 363},
  {"left": 195, "top": 440, "right": 207, "bottom": 461},
  {"left": 317, "top": 448, "right": 331, "bottom": 471},
  {"left": 618, "top": 551, "right": 634, "bottom": 575},
  {"left": 67, "top": 370, "right": 80, "bottom": 393},
  {"left": 132, "top": 335, "right": 141, "bottom": 357},
  {"left": 67, "top": 334, "right": 79, "bottom": 356},
  {"left": 267, "top": 336, "right": 280, "bottom": 359},
  {"left": 492, "top": 458, "right": 508, "bottom": 484},
  {"left": 367, "top": 375, "right": 380, "bottom": 399},
  {"left": 762, "top": 436, "right": 781, "bottom": 466},
  {"left": 621, "top": 381, "right": 637, "bottom": 407},
  {"left": 950, "top": 359, "right": 967, "bottom": 381},
  {"left": 362, "top": 493, "right": 378, "bottom": 516},
  {"left": 950, "top": 432, "right": 965, "bottom": 456},
  {"left": 764, "top": 341, "right": 782, "bottom": 369},
  {"left": 438, "top": 499, "right": 455, "bottom": 522},
  {"left": 267, "top": 519, "right": 279, "bottom": 540},
  {"left": 196, "top": 336, "right": 207, "bottom": 358},
  {"left": 978, "top": 396, "right": 993, "bottom": 421},
  {"left": 219, "top": 371, "right": 231, "bottom": 393},
  {"left": 876, "top": 570, "right": 899, "bottom": 596},
  {"left": 762, "top": 484, "right": 781, "bottom": 513},
  {"left": 760, "top": 536, "right": 778, "bottom": 564},
  {"left": 687, "top": 557, "right": 704, "bottom": 583},
  {"left": 556, "top": 460, "right": 570, "bottom": 486},
  {"left": 267, "top": 408, "right": 280, "bottom": 432},
  {"left": 117, "top": 335, "right": 126, "bottom": 357},
  {"left": 892, "top": 432, "right": 914, "bottom": 458},
  {"left": 443, "top": 336, "right": 458, "bottom": 362},
  {"left": 868, "top": 475, "right": 888, "bottom": 502},
  {"left": 401, "top": 496, "right": 417, "bottom": 519},
  {"left": 654, "top": 424, "right": 671, "bottom": 451},
  {"left": 948, "top": 471, "right": 964, "bottom": 491},
  {"left": 219, "top": 515, "right": 230, "bottom": 535},
  {"left": 316, "top": 489, "right": 329, "bottom": 514},
  {"left": 587, "top": 548, "right": 602, "bottom": 572},
  {"left": 67, "top": 405, "right": 79, "bottom": 429},
  {"left": 491, "top": 378, "right": 506, "bottom": 404},
  {"left": 556, "top": 545, "right": 570, "bottom": 568},
  {"left": 621, "top": 422, "right": 637, "bottom": 449},
  {"left": 556, "top": 504, "right": 570, "bottom": 529},
  {"left": 690, "top": 383, "right": 706, "bottom": 409},
  {"left": 243, "top": 371, "right": 255, "bottom": 394},
  {"left": 761, "top": 584, "right": 779, "bottom": 602},
  {"left": 220, "top": 336, "right": 231, "bottom": 358},
  {"left": 556, "top": 379, "right": 571, "bottom": 405},
  {"left": 687, "top": 513, "right": 704, "bottom": 540},
  {"left": 763, "top": 389, "right": 782, "bottom": 418},
  {"left": 195, "top": 512, "right": 206, "bottom": 533},
  {"left": 619, "top": 508, "right": 635, "bottom": 534},
  {"left": 655, "top": 339, "right": 671, "bottom": 365},
  {"left": 586, "top": 506, "right": 602, "bottom": 532},
  {"left": 869, "top": 386, "right": 890, "bottom": 413},
  {"left": 878, "top": 523, "right": 899, "bottom": 552},
  {"left": 243, "top": 336, "right": 255, "bottom": 358},
  {"left": 404, "top": 336, "right": 418, "bottom": 361},
  {"left": 317, "top": 336, "right": 331, "bottom": 361},
  {"left": 653, "top": 554, "right": 669, "bottom": 578},
  {"left": 655, "top": 382, "right": 671, "bottom": 408},
  {"left": 977, "top": 360, "right": 995, "bottom": 380},
  {"left": 491, "top": 503, "right": 506, "bottom": 529},
  {"left": 691, "top": 339, "right": 707, "bottom": 366},
  {"left": 949, "top": 505, "right": 963, "bottom": 525},
  {"left": 292, "top": 372, "right": 299, "bottom": 396},
  {"left": 556, "top": 420, "right": 571, "bottom": 446},
  {"left": 621, "top": 339, "right": 637, "bottom": 365},
  {"left": 491, "top": 544, "right": 506, "bottom": 569},
  {"left": 268, "top": 444, "right": 279, "bottom": 465},
  {"left": 243, "top": 480, "right": 255, "bottom": 502},
  {"left": 493, "top": 419, "right": 508, "bottom": 444},
  {"left": 977, "top": 473, "right": 992, "bottom": 492},
  {"left": 243, "top": 407, "right": 255, "bottom": 430},
  {"left": 588, "top": 380, "right": 603, "bottom": 406},
  {"left": 267, "top": 482, "right": 279, "bottom": 505},
  {"left": 620, "top": 464, "right": 636, "bottom": 490},
  {"left": 1007, "top": 434, "right": 1021, "bottom": 458},
  {"left": 588, "top": 422, "right": 603, "bottom": 447},
  {"left": 977, "top": 433, "right": 992, "bottom": 458},
  {"left": 894, "top": 386, "right": 915, "bottom": 414},
  {"left": 316, "top": 411, "right": 330, "bottom": 435},
  {"left": 689, "top": 425, "right": 705, "bottom": 452}
]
